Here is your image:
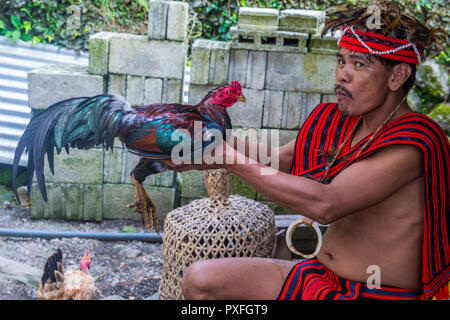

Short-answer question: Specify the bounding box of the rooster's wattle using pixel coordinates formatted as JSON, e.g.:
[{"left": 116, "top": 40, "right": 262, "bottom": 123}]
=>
[{"left": 12, "top": 81, "right": 245, "bottom": 233}]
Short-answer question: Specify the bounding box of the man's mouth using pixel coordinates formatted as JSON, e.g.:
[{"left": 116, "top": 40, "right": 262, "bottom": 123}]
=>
[{"left": 335, "top": 85, "right": 353, "bottom": 99}]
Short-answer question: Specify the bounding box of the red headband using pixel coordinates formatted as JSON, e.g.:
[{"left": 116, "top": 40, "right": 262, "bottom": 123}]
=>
[{"left": 337, "top": 26, "right": 424, "bottom": 64}]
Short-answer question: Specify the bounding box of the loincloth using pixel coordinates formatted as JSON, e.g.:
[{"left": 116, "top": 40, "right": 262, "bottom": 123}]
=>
[{"left": 277, "top": 258, "right": 421, "bottom": 300}]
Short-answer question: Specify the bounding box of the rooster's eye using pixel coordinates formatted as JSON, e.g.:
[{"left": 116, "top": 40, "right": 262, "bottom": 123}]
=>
[{"left": 227, "top": 91, "right": 232, "bottom": 95}]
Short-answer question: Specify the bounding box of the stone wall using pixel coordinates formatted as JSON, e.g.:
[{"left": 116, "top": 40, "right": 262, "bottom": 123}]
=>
[
  {"left": 27, "top": 3, "right": 339, "bottom": 223},
  {"left": 184, "top": 7, "right": 339, "bottom": 213},
  {"left": 29, "top": 1, "right": 189, "bottom": 225}
]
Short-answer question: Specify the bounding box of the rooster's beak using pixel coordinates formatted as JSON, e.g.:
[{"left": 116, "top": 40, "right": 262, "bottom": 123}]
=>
[{"left": 238, "top": 95, "right": 246, "bottom": 102}]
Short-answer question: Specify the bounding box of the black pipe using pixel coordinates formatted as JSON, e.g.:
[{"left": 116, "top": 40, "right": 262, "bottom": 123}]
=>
[{"left": 0, "top": 228, "right": 163, "bottom": 242}]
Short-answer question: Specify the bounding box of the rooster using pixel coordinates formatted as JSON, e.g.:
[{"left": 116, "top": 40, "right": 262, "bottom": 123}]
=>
[
  {"left": 12, "top": 81, "right": 245, "bottom": 233},
  {"left": 37, "top": 249, "right": 96, "bottom": 300}
]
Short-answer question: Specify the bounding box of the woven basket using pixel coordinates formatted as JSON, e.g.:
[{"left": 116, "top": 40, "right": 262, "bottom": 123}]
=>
[{"left": 159, "top": 169, "right": 275, "bottom": 300}]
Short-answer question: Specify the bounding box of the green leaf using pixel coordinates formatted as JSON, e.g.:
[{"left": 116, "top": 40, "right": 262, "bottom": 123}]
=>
[
  {"left": 11, "top": 30, "right": 21, "bottom": 42},
  {"left": 120, "top": 226, "right": 137, "bottom": 233},
  {"left": 0, "top": 19, "right": 5, "bottom": 30},
  {"left": 23, "top": 21, "right": 31, "bottom": 34},
  {"left": 10, "top": 15, "right": 21, "bottom": 29},
  {"left": 32, "top": 36, "right": 41, "bottom": 46}
]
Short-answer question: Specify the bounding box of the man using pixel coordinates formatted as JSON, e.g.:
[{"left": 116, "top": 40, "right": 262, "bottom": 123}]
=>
[{"left": 165, "top": 1, "right": 449, "bottom": 300}]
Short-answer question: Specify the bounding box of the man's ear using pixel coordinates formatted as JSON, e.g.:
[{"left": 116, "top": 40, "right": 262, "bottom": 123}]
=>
[{"left": 388, "top": 63, "right": 412, "bottom": 92}]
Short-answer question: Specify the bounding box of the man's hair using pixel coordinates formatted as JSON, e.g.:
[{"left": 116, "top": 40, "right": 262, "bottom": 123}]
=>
[{"left": 322, "top": 0, "right": 442, "bottom": 93}]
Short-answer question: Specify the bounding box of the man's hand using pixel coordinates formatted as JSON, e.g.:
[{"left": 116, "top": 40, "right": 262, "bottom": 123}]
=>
[{"left": 161, "top": 140, "right": 243, "bottom": 172}]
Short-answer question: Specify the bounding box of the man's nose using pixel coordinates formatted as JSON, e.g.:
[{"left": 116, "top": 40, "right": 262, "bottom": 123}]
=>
[{"left": 336, "top": 64, "right": 352, "bottom": 83}]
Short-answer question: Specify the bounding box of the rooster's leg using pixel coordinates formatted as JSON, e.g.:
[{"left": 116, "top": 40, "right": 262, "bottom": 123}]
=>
[{"left": 127, "top": 173, "right": 159, "bottom": 233}]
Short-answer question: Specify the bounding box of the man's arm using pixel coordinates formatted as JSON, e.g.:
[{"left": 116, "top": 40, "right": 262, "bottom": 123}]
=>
[
  {"left": 225, "top": 144, "right": 423, "bottom": 225},
  {"left": 229, "top": 135, "right": 296, "bottom": 173}
]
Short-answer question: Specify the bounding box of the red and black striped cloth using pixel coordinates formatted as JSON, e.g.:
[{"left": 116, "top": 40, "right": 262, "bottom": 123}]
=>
[
  {"left": 278, "top": 258, "right": 422, "bottom": 300},
  {"left": 286, "top": 103, "right": 450, "bottom": 300}
]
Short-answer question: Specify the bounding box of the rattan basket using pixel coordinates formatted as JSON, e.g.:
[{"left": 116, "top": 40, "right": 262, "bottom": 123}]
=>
[{"left": 159, "top": 169, "right": 275, "bottom": 300}]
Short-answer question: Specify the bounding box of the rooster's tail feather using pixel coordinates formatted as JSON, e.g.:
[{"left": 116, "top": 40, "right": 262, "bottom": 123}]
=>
[{"left": 12, "top": 94, "right": 139, "bottom": 202}]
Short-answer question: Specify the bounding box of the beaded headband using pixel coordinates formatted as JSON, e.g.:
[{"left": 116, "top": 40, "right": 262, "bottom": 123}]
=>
[{"left": 337, "top": 26, "right": 424, "bottom": 64}]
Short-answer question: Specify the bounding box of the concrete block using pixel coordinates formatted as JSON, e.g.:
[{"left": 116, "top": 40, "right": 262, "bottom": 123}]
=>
[
  {"left": 302, "top": 54, "right": 337, "bottom": 94},
  {"left": 102, "top": 184, "right": 176, "bottom": 224},
  {"left": 265, "top": 52, "right": 336, "bottom": 93},
  {"left": 282, "top": 92, "right": 321, "bottom": 129},
  {"left": 246, "top": 51, "right": 267, "bottom": 90},
  {"left": 31, "top": 182, "right": 102, "bottom": 221},
  {"left": 230, "top": 27, "right": 308, "bottom": 53},
  {"left": 144, "top": 77, "right": 163, "bottom": 104},
  {"left": 108, "top": 74, "right": 127, "bottom": 96},
  {"left": 109, "top": 33, "right": 186, "bottom": 79},
  {"left": 166, "top": 1, "right": 189, "bottom": 41},
  {"left": 148, "top": 0, "right": 169, "bottom": 40},
  {"left": 227, "top": 88, "right": 264, "bottom": 127},
  {"left": 190, "top": 39, "right": 213, "bottom": 85},
  {"left": 103, "top": 148, "right": 123, "bottom": 184},
  {"left": 237, "top": 7, "right": 279, "bottom": 31},
  {"left": 310, "top": 34, "right": 339, "bottom": 54},
  {"left": 88, "top": 32, "right": 115, "bottom": 75},
  {"left": 28, "top": 64, "right": 104, "bottom": 109},
  {"left": 42, "top": 148, "right": 103, "bottom": 185},
  {"left": 262, "top": 90, "right": 284, "bottom": 128},
  {"left": 209, "top": 41, "right": 231, "bottom": 85},
  {"left": 178, "top": 171, "right": 208, "bottom": 199},
  {"left": 227, "top": 49, "right": 249, "bottom": 87},
  {"left": 162, "top": 79, "right": 182, "bottom": 103},
  {"left": 279, "top": 9, "right": 325, "bottom": 34},
  {"left": 126, "top": 75, "right": 145, "bottom": 105},
  {"left": 187, "top": 84, "right": 216, "bottom": 105}
]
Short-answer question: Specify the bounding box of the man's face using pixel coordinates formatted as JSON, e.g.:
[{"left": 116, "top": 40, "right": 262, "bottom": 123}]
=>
[{"left": 335, "top": 48, "right": 392, "bottom": 117}]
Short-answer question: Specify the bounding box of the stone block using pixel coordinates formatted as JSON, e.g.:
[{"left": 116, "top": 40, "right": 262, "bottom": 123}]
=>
[
  {"left": 144, "top": 77, "right": 163, "bottom": 103},
  {"left": 108, "top": 74, "right": 127, "bottom": 96},
  {"left": 103, "top": 148, "right": 123, "bottom": 184},
  {"left": 310, "top": 34, "right": 339, "bottom": 54},
  {"left": 237, "top": 7, "right": 279, "bottom": 31},
  {"left": 246, "top": 51, "right": 267, "bottom": 90},
  {"left": 162, "top": 79, "right": 182, "bottom": 103},
  {"left": 102, "top": 184, "right": 176, "bottom": 223},
  {"left": 190, "top": 39, "right": 213, "bottom": 85},
  {"left": 262, "top": 90, "right": 284, "bottom": 128},
  {"left": 126, "top": 75, "right": 145, "bottom": 105},
  {"left": 28, "top": 64, "right": 104, "bottom": 109},
  {"left": 279, "top": 9, "right": 325, "bottom": 34},
  {"left": 227, "top": 88, "right": 264, "bottom": 127},
  {"left": 209, "top": 41, "right": 231, "bottom": 85},
  {"left": 302, "top": 54, "right": 337, "bottom": 94},
  {"left": 31, "top": 182, "right": 102, "bottom": 221},
  {"left": 227, "top": 49, "right": 249, "bottom": 87},
  {"left": 166, "top": 1, "right": 189, "bottom": 41},
  {"left": 109, "top": 33, "right": 186, "bottom": 79},
  {"left": 265, "top": 52, "right": 336, "bottom": 93},
  {"left": 148, "top": 0, "right": 169, "bottom": 40},
  {"left": 42, "top": 148, "right": 103, "bottom": 185},
  {"left": 178, "top": 171, "right": 208, "bottom": 199},
  {"left": 187, "top": 84, "right": 216, "bottom": 105},
  {"left": 282, "top": 92, "right": 320, "bottom": 129},
  {"left": 88, "top": 32, "right": 115, "bottom": 75}
]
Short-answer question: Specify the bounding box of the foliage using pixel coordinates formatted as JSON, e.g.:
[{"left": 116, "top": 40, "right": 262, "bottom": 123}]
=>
[{"left": 0, "top": 0, "right": 149, "bottom": 52}]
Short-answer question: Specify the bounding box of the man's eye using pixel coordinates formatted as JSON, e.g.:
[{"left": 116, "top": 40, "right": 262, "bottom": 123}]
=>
[
  {"left": 338, "top": 59, "right": 345, "bottom": 64},
  {"left": 355, "top": 61, "right": 365, "bottom": 67}
]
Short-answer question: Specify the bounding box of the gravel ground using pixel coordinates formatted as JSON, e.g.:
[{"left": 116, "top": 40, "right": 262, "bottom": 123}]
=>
[{"left": 0, "top": 205, "right": 163, "bottom": 300}]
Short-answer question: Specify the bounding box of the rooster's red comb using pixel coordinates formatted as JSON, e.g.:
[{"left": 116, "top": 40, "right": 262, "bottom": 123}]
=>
[{"left": 231, "top": 81, "right": 242, "bottom": 93}]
